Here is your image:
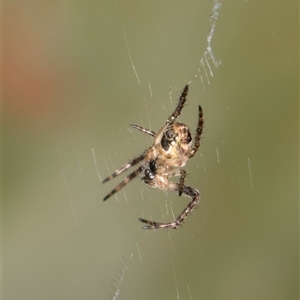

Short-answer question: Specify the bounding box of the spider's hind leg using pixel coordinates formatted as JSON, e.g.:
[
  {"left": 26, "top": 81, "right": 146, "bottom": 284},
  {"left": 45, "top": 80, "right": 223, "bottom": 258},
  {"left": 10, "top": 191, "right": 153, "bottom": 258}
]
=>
[
  {"left": 178, "top": 169, "right": 187, "bottom": 196},
  {"left": 103, "top": 165, "right": 145, "bottom": 201},
  {"left": 102, "top": 151, "right": 146, "bottom": 184},
  {"left": 138, "top": 182, "right": 199, "bottom": 229},
  {"left": 168, "top": 168, "right": 187, "bottom": 197}
]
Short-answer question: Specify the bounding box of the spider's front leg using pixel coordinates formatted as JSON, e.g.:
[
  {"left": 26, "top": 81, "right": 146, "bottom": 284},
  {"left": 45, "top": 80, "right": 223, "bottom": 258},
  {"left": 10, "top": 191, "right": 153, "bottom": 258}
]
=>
[
  {"left": 153, "top": 85, "right": 189, "bottom": 146},
  {"left": 138, "top": 183, "right": 200, "bottom": 230},
  {"left": 167, "top": 85, "right": 189, "bottom": 125},
  {"left": 188, "top": 105, "right": 204, "bottom": 158}
]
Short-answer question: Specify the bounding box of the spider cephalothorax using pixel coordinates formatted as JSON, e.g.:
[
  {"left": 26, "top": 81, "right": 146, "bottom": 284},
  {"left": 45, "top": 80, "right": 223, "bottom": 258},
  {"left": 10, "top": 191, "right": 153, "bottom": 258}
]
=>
[
  {"left": 102, "top": 85, "right": 204, "bottom": 229},
  {"left": 160, "top": 123, "right": 192, "bottom": 159}
]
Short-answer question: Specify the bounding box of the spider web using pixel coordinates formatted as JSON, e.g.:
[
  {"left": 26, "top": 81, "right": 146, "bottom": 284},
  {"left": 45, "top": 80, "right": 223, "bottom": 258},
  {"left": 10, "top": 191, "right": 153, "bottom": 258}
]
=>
[{"left": 3, "top": 1, "right": 298, "bottom": 300}]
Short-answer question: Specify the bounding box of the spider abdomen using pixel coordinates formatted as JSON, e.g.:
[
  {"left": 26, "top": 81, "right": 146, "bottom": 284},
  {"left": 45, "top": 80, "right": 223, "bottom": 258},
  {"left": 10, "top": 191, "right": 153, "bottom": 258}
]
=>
[{"left": 142, "top": 159, "right": 157, "bottom": 183}]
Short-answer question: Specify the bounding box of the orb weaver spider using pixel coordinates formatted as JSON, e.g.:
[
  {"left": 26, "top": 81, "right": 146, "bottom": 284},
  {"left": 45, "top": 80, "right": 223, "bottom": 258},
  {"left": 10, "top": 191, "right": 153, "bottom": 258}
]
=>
[{"left": 103, "top": 85, "right": 203, "bottom": 229}]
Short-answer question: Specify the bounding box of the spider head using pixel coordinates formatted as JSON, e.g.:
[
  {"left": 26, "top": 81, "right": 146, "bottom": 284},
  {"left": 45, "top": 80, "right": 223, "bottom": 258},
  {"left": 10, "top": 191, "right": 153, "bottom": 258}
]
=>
[{"left": 160, "top": 123, "right": 192, "bottom": 158}]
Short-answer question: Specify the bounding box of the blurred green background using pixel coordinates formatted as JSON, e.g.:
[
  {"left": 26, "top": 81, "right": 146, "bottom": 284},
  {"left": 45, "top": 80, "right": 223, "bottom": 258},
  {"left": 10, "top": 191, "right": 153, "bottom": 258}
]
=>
[{"left": 3, "top": 1, "right": 298, "bottom": 300}]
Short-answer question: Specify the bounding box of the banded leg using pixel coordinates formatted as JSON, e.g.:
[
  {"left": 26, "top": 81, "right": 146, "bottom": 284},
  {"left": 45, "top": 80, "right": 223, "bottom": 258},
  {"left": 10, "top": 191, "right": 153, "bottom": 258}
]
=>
[
  {"left": 154, "top": 85, "right": 189, "bottom": 146},
  {"left": 131, "top": 124, "right": 156, "bottom": 137},
  {"left": 103, "top": 165, "right": 145, "bottom": 201},
  {"left": 178, "top": 169, "right": 187, "bottom": 196},
  {"left": 102, "top": 151, "right": 146, "bottom": 184},
  {"left": 167, "top": 85, "right": 189, "bottom": 125},
  {"left": 188, "top": 105, "right": 204, "bottom": 158},
  {"left": 138, "top": 184, "right": 200, "bottom": 229},
  {"left": 168, "top": 168, "right": 187, "bottom": 196}
]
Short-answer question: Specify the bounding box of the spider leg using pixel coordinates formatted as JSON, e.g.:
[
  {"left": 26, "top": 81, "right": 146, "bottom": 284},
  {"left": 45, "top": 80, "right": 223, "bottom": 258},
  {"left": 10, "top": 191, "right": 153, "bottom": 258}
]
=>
[
  {"left": 131, "top": 124, "right": 156, "bottom": 137},
  {"left": 102, "top": 152, "right": 146, "bottom": 184},
  {"left": 167, "top": 168, "right": 187, "bottom": 196},
  {"left": 188, "top": 105, "right": 204, "bottom": 158},
  {"left": 167, "top": 85, "right": 189, "bottom": 125},
  {"left": 178, "top": 169, "right": 187, "bottom": 196},
  {"left": 138, "top": 183, "right": 199, "bottom": 229},
  {"left": 103, "top": 165, "right": 145, "bottom": 201},
  {"left": 154, "top": 85, "right": 189, "bottom": 145}
]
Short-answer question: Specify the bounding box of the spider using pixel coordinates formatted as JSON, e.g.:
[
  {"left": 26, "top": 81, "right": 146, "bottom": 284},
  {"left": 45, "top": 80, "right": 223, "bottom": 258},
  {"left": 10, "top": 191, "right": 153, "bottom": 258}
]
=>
[{"left": 102, "top": 85, "right": 204, "bottom": 229}]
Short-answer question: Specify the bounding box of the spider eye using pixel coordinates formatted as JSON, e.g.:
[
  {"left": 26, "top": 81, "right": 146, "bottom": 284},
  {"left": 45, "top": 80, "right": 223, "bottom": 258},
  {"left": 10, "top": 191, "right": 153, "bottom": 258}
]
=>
[
  {"left": 185, "top": 129, "right": 192, "bottom": 144},
  {"left": 161, "top": 128, "right": 175, "bottom": 151},
  {"left": 165, "top": 128, "right": 174, "bottom": 140}
]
